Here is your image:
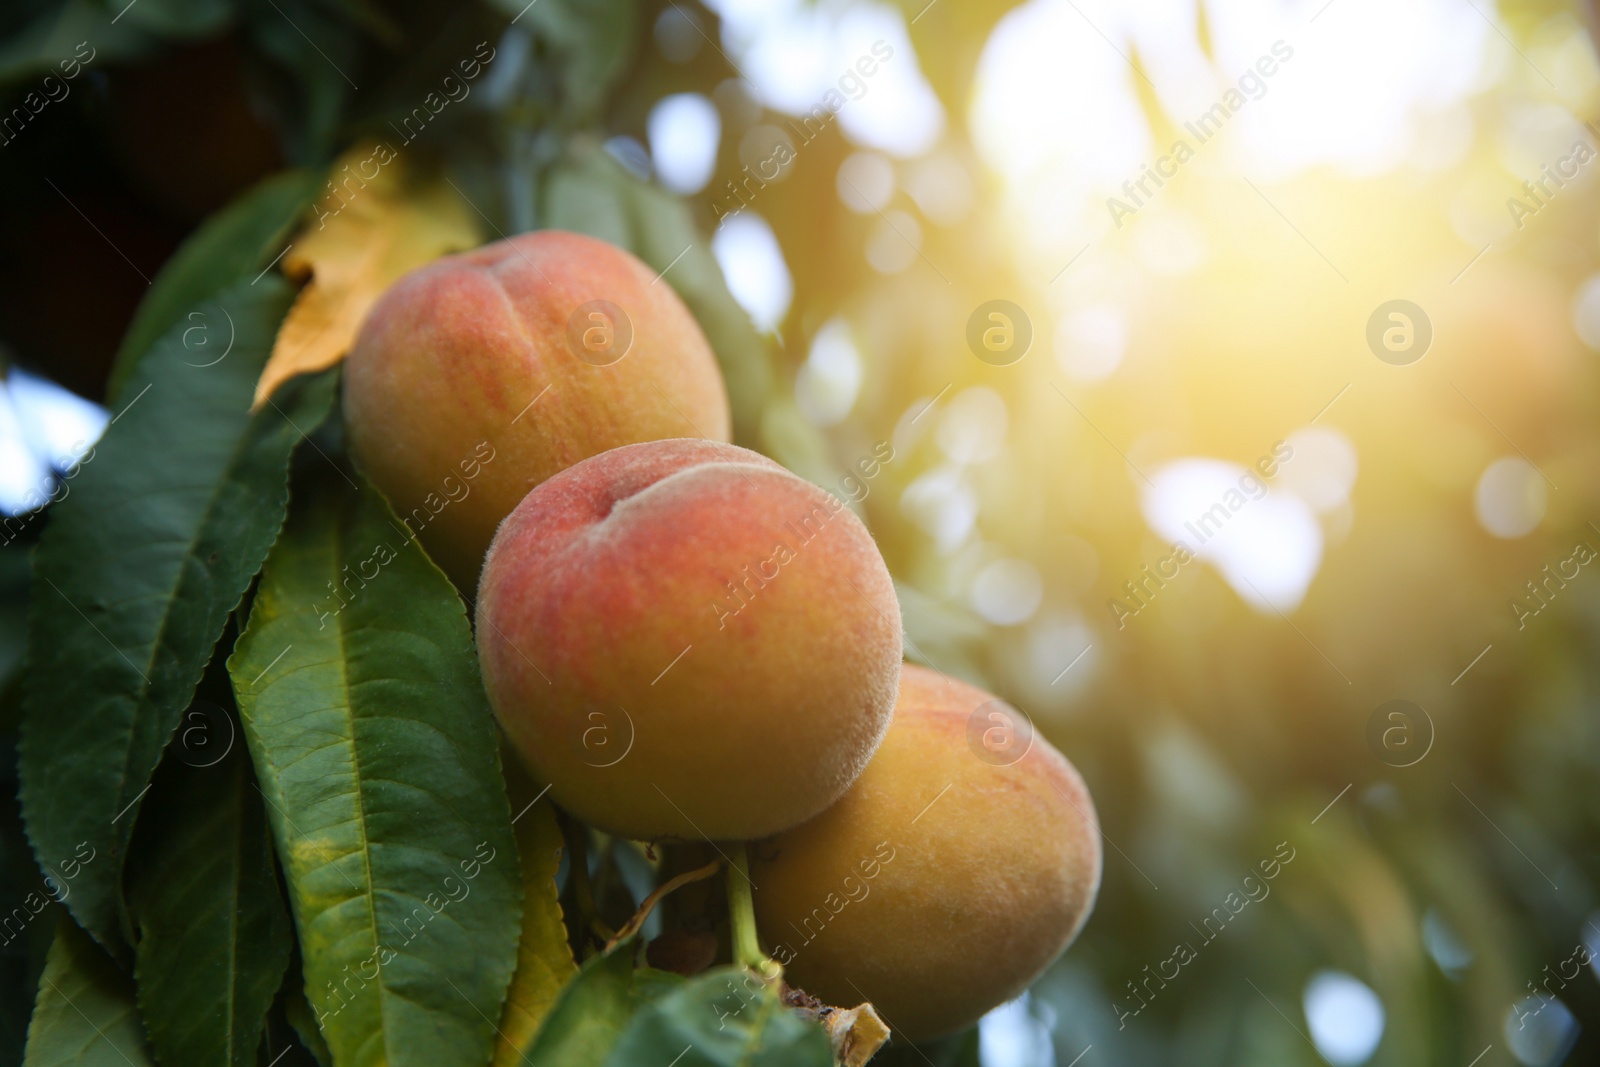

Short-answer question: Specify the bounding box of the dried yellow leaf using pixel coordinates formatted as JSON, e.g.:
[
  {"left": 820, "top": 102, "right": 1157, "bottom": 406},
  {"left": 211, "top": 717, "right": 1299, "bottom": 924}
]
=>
[
  {"left": 492, "top": 798, "right": 578, "bottom": 1065},
  {"left": 253, "top": 141, "right": 479, "bottom": 409}
]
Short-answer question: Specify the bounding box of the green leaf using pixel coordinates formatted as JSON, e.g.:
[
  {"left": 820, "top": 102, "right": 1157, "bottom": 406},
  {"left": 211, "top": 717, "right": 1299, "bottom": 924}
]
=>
[
  {"left": 228, "top": 471, "right": 521, "bottom": 1067},
  {"left": 240, "top": 0, "right": 362, "bottom": 164},
  {"left": 522, "top": 946, "right": 641, "bottom": 1066},
  {"left": 542, "top": 153, "right": 632, "bottom": 248},
  {"left": 621, "top": 181, "right": 778, "bottom": 443},
  {"left": 111, "top": 0, "right": 232, "bottom": 40},
  {"left": 127, "top": 742, "right": 292, "bottom": 1067},
  {"left": 23, "top": 918, "right": 155, "bottom": 1067},
  {"left": 0, "top": 544, "right": 34, "bottom": 684},
  {"left": 108, "top": 169, "right": 322, "bottom": 404},
  {"left": 283, "top": 979, "right": 334, "bottom": 1066},
  {"left": 492, "top": 797, "right": 577, "bottom": 1066},
  {"left": 604, "top": 968, "right": 832, "bottom": 1067},
  {"left": 541, "top": 141, "right": 775, "bottom": 442},
  {"left": 490, "top": 0, "right": 637, "bottom": 124},
  {"left": 17, "top": 278, "right": 336, "bottom": 952},
  {"left": 561, "top": 147, "right": 846, "bottom": 495},
  {"left": 0, "top": 614, "right": 48, "bottom": 1067},
  {"left": 0, "top": 2, "right": 156, "bottom": 84},
  {"left": 757, "top": 399, "right": 856, "bottom": 507},
  {"left": 610, "top": 157, "right": 853, "bottom": 497}
]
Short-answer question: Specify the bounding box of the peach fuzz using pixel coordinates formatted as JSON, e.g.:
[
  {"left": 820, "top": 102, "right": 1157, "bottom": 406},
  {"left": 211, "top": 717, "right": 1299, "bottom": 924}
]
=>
[
  {"left": 343, "top": 230, "right": 730, "bottom": 591},
  {"left": 752, "top": 664, "right": 1102, "bottom": 1041},
  {"left": 475, "top": 439, "right": 903, "bottom": 842}
]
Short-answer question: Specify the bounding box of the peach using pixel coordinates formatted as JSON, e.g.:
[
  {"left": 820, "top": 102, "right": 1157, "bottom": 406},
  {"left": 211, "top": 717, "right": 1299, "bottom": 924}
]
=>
[
  {"left": 752, "top": 664, "right": 1102, "bottom": 1041},
  {"left": 475, "top": 438, "right": 903, "bottom": 841},
  {"left": 343, "top": 230, "right": 731, "bottom": 590}
]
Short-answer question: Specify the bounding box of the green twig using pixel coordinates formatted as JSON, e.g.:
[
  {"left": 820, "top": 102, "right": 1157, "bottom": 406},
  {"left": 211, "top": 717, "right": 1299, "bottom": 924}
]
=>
[{"left": 728, "top": 842, "right": 779, "bottom": 979}]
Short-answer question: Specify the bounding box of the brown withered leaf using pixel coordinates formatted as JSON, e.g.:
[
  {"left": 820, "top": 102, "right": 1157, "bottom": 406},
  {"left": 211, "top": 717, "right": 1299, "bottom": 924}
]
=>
[{"left": 253, "top": 141, "right": 479, "bottom": 409}]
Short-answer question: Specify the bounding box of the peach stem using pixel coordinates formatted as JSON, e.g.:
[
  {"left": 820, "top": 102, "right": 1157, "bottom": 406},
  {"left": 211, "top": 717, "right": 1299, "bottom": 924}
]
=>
[{"left": 728, "top": 842, "right": 780, "bottom": 979}]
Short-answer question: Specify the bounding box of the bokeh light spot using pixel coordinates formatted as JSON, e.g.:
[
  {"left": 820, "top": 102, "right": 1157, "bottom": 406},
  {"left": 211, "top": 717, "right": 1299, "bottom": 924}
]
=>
[
  {"left": 837, "top": 151, "right": 895, "bottom": 213},
  {"left": 1054, "top": 304, "right": 1127, "bottom": 383},
  {"left": 937, "top": 387, "right": 1008, "bottom": 465},
  {"left": 712, "top": 213, "right": 793, "bottom": 333},
  {"left": 1142, "top": 458, "right": 1323, "bottom": 611},
  {"left": 971, "top": 558, "right": 1044, "bottom": 626},
  {"left": 795, "top": 318, "right": 863, "bottom": 427},
  {"left": 648, "top": 93, "right": 721, "bottom": 195},
  {"left": 1278, "top": 427, "right": 1359, "bottom": 514},
  {"left": 1505, "top": 995, "right": 1580, "bottom": 1066},
  {"left": 1303, "top": 970, "right": 1385, "bottom": 1066},
  {"left": 1474, "top": 457, "right": 1547, "bottom": 539}
]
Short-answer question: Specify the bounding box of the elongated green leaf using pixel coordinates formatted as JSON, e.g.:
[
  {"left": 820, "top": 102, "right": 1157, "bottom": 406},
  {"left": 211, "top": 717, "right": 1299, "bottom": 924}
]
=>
[
  {"left": 109, "top": 169, "right": 322, "bottom": 403},
  {"left": 492, "top": 797, "right": 577, "bottom": 1065},
  {"left": 112, "top": 0, "right": 232, "bottom": 39},
  {"left": 523, "top": 946, "right": 641, "bottom": 1066},
  {"left": 241, "top": 0, "right": 359, "bottom": 164},
  {"left": 545, "top": 146, "right": 853, "bottom": 493},
  {"left": 127, "top": 743, "right": 291, "bottom": 1067},
  {"left": 542, "top": 154, "right": 632, "bottom": 248},
  {"left": 601, "top": 966, "right": 832, "bottom": 1067},
  {"left": 623, "top": 180, "right": 778, "bottom": 440},
  {"left": 604, "top": 968, "right": 831, "bottom": 1067},
  {"left": 0, "top": 3, "right": 155, "bottom": 84},
  {"left": 283, "top": 980, "right": 333, "bottom": 1066},
  {"left": 23, "top": 918, "right": 154, "bottom": 1067},
  {"left": 489, "top": 0, "right": 637, "bottom": 123},
  {"left": 17, "top": 278, "right": 335, "bottom": 951},
  {"left": 0, "top": 565, "right": 47, "bottom": 1067},
  {"left": 0, "top": 0, "right": 230, "bottom": 83},
  {"left": 228, "top": 472, "right": 521, "bottom": 1067},
  {"left": 544, "top": 149, "right": 845, "bottom": 499}
]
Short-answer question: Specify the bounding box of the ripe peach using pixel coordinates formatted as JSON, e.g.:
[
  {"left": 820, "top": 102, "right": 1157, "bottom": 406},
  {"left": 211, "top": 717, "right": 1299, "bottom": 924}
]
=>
[
  {"left": 343, "top": 230, "right": 731, "bottom": 590},
  {"left": 752, "top": 664, "right": 1102, "bottom": 1041},
  {"left": 475, "top": 438, "right": 903, "bottom": 841}
]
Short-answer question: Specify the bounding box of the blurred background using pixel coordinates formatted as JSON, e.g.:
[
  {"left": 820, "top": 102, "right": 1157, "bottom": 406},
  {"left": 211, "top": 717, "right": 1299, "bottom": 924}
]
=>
[{"left": 4, "top": 0, "right": 1600, "bottom": 1064}]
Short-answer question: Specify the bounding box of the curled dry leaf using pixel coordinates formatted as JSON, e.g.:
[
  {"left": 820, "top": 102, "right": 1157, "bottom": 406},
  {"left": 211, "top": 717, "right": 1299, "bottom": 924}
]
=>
[
  {"left": 782, "top": 986, "right": 891, "bottom": 1067},
  {"left": 253, "top": 139, "right": 479, "bottom": 409}
]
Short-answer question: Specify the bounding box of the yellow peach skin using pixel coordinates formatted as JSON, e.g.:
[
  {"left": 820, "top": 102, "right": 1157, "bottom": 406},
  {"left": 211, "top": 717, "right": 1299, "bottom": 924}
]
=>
[
  {"left": 752, "top": 664, "right": 1103, "bottom": 1041},
  {"left": 475, "top": 439, "right": 903, "bottom": 842},
  {"left": 343, "top": 230, "right": 730, "bottom": 591}
]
